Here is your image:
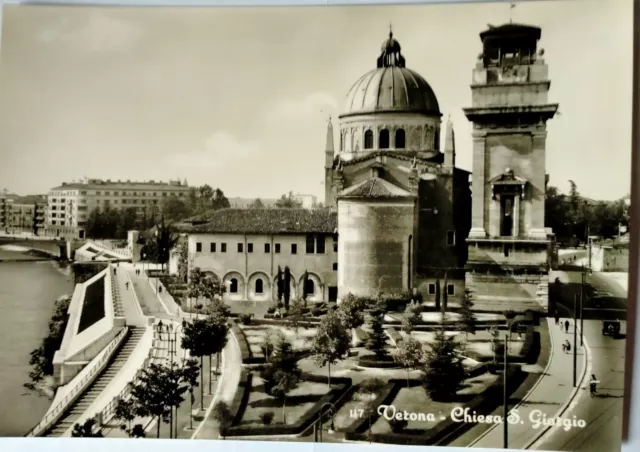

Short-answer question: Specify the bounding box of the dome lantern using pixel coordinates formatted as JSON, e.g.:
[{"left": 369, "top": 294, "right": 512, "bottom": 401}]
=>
[{"left": 377, "top": 25, "right": 406, "bottom": 68}]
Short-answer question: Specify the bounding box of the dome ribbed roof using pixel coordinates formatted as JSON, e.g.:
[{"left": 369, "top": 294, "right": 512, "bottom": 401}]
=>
[{"left": 342, "top": 66, "right": 440, "bottom": 116}]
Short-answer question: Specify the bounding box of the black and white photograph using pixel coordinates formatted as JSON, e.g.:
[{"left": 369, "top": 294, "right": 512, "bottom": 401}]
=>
[{"left": 0, "top": 1, "right": 633, "bottom": 451}]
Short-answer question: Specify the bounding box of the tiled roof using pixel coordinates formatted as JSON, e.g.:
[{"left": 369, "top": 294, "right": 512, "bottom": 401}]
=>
[
  {"left": 338, "top": 177, "right": 414, "bottom": 199},
  {"left": 188, "top": 208, "right": 337, "bottom": 235}
]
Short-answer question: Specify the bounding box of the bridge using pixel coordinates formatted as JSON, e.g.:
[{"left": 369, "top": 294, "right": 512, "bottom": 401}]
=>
[{"left": 0, "top": 236, "right": 64, "bottom": 258}]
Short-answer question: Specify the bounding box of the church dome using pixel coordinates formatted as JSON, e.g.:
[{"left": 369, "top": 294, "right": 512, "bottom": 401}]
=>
[
  {"left": 343, "top": 66, "right": 440, "bottom": 116},
  {"left": 341, "top": 30, "right": 441, "bottom": 117}
]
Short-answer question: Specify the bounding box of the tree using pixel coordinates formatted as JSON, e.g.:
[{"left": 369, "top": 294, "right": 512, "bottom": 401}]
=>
[
  {"left": 288, "top": 298, "right": 306, "bottom": 337},
  {"left": 442, "top": 272, "right": 449, "bottom": 313},
  {"left": 114, "top": 397, "right": 137, "bottom": 435},
  {"left": 365, "top": 303, "right": 389, "bottom": 360},
  {"left": 423, "top": 327, "right": 465, "bottom": 401},
  {"left": 276, "top": 266, "right": 284, "bottom": 304},
  {"left": 394, "top": 336, "right": 424, "bottom": 387},
  {"left": 71, "top": 417, "right": 103, "bottom": 437},
  {"left": 458, "top": 288, "right": 477, "bottom": 340},
  {"left": 434, "top": 279, "right": 441, "bottom": 312},
  {"left": 401, "top": 301, "right": 422, "bottom": 334},
  {"left": 162, "top": 197, "right": 191, "bottom": 223},
  {"left": 283, "top": 266, "right": 292, "bottom": 310},
  {"left": 181, "top": 319, "right": 214, "bottom": 409},
  {"left": 206, "top": 300, "right": 230, "bottom": 386},
  {"left": 212, "top": 401, "right": 233, "bottom": 439},
  {"left": 187, "top": 267, "right": 205, "bottom": 313},
  {"left": 275, "top": 191, "right": 302, "bottom": 208},
  {"left": 249, "top": 198, "right": 265, "bottom": 209},
  {"left": 336, "top": 293, "right": 367, "bottom": 331},
  {"left": 151, "top": 216, "right": 178, "bottom": 272},
  {"left": 301, "top": 271, "right": 310, "bottom": 305},
  {"left": 311, "top": 310, "right": 350, "bottom": 387},
  {"left": 181, "top": 358, "right": 200, "bottom": 431},
  {"left": 130, "top": 363, "right": 173, "bottom": 438},
  {"left": 261, "top": 333, "right": 300, "bottom": 395},
  {"left": 177, "top": 243, "right": 189, "bottom": 283},
  {"left": 271, "top": 371, "right": 298, "bottom": 424}
]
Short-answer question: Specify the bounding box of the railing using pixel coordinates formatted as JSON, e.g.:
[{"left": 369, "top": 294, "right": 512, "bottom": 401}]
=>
[
  {"left": 99, "top": 325, "right": 163, "bottom": 426},
  {"left": 24, "top": 326, "right": 130, "bottom": 437}
]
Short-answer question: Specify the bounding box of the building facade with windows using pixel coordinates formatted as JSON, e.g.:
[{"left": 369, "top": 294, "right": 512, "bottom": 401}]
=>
[
  {"left": 186, "top": 208, "right": 338, "bottom": 303},
  {"left": 0, "top": 191, "right": 18, "bottom": 231},
  {"left": 9, "top": 195, "right": 47, "bottom": 235},
  {"left": 45, "top": 178, "right": 190, "bottom": 239}
]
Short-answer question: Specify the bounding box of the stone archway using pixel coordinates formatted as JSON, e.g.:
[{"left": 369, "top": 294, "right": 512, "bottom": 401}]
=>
[
  {"left": 298, "top": 272, "right": 323, "bottom": 302},
  {"left": 222, "top": 271, "right": 246, "bottom": 302},
  {"left": 247, "top": 271, "right": 271, "bottom": 302},
  {"left": 272, "top": 272, "right": 297, "bottom": 304}
]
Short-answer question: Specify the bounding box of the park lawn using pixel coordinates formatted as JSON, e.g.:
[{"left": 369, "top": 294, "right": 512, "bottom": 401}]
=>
[
  {"left": 241, "top": 376, "right": 330, "bottom": 426},
  {"left": 371, "top": 372, "right": 499, "bottom": 434},
  {"left": 241, "top": 325, "right": 318, "bottom": 357},
  {"left": 332, "top": 391, "right": 377, "bottom": 431},
  {"left": 464, "top": 340, "right": 523, "bottom": 359}
]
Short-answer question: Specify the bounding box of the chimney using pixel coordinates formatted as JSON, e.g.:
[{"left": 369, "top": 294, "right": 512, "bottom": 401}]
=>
[{"left": 444, "top": 115, "right": 456, "bottom": 169}]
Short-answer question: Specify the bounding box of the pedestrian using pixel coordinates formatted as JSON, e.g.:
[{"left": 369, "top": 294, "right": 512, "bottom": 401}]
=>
[
  {"left": 554, "top": 310, "right": 559, "bottom": 325},
  {"left": 125, "top": 281, "right": 129, "bottom": 290},
  {"left": 562, "top": 341, "right": 567, "bottom": 353},
  {"left": 564, "top": 320, "right": 570, "bottom": 333},
  {"left": 158, "top": 320, "right": 164, "bottom": 341},
  {"left": 565, "top": 340, "right": 571, "bottom": 353},
  {"left": 589, "top": 374, "right": 599, "bottom": 397}
]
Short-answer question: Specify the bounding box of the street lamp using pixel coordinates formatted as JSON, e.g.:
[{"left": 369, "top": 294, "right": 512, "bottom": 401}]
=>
[
  {"left": 316, "top": 402, "right": 337, "bottom": 443},
  {"left": 503, "top": 333, "right": 508, "bottom": 449}
]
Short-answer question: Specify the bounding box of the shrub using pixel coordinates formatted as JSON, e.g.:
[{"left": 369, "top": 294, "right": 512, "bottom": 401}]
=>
[
  {"left": 359, "top": 378, "right": 386, "bottom": 395},
  {"left": 277, "top": 302, "right": 284, "bottom": 309},
  {"left": 358, "top": 355, "right": 400, "bottom": 369},
  {"left": 260, "top": 411, "right": 275, "bottom": 425},
  {"left": 267, "top": 306, "right": 276, "bottom": 314},
  {"left": 239, "top": 313, "right": 253, "bottom": 325},
  {"left": 311, "top": 308, "right": 324, "bottom": 316},
  {"left": 504, "top": 310, "right": 517, "bottom": 320},
  {"left": 388, "top": 417, "right": 408, "bottom": 433}
]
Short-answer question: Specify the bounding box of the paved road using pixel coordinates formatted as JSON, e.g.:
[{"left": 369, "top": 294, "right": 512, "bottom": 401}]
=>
[
  {"left": 530, "top": 270, "right": 626, "bottom": 451},
  {"left": 529, "top": 320, "right": 625, "bottom": 451}
]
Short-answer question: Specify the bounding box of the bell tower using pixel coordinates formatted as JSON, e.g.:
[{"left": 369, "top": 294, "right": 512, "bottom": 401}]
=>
[{"left": 463, "top": 23, "right": 558, "bottom": 313}]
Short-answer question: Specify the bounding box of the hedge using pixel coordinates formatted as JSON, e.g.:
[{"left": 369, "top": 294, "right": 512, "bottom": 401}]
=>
[
  {"left": 230, "top": 369, "right": 253, "bottom": 426},
  {"left": 226, "top": 374, "right": 353, "bottom": 437},
  {"left": 229, "top": 320, "right": 261, "bottom": 364},
  {"left": 358, "top": 355, "right": 402, "bottom": 369},
  {"left": 344, "top": 365, "right": 526, "bottom": 445},
  {"left": 343, "top": 379, "right": 403, "bottom": 433}
]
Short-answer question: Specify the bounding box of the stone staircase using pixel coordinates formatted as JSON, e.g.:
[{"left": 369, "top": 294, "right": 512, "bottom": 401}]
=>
[
  {"left": 110, "top": 269, "right": 125, "bottom": 317},
  {"left": 43, "top": 327, "right": 146, "bottom": 437}
]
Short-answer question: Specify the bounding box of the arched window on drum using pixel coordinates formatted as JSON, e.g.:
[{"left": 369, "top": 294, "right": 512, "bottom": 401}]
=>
[
  {"left": 395, "top": 128, "right": 406, "bottom": 149},
  {"left": 364, "top": 130, "right": 374, "bottom": 149},
  {"left": 379, "top": 129, "right": 390, "bottom": 149}
]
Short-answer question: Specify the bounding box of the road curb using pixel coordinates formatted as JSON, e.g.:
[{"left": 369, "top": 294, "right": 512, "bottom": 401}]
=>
[
  {"left": 523, "top": 320, "right": 590, "bottom": 449},
  {"left": 466, "top": 318, "right": 556, "bottom": 448}
]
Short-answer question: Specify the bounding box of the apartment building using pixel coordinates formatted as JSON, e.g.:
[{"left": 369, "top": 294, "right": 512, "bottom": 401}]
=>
[
  {"left": 46, "top": 178, "right": 190, "bottom": 238},
  {"left": 0, "top": 191, "right": 19, "bottom": 231},
  {"left": 10, "top": 195, "right": 47, "bottom": 235}
]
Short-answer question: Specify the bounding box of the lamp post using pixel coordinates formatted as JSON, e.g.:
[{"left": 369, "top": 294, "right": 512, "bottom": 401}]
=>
[
  {"left": 573, "top": 294, "right": 578, "bottom": 388},
  {"left": 503, "top": 333, "right": 508, "bottom": 449},
  {"left": 316, "top": 402, "right": 337, "bottom": 443}
]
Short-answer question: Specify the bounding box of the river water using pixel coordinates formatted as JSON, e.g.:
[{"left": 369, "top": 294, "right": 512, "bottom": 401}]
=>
[{"left": 0, "top": 248, "right": 74, "bottom": 436}]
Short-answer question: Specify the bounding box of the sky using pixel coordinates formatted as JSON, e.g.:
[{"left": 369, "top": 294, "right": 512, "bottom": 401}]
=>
[{"left": 0, "top": 0, "right": 633, "bottom": 201}]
